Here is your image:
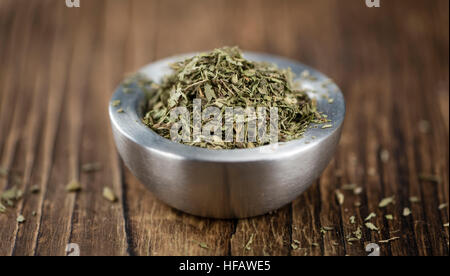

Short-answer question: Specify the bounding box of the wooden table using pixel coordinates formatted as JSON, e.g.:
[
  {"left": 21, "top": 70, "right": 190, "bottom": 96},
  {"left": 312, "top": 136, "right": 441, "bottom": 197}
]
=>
[{"left": 0, "top": 0, "right": 448, "bottom": 256}]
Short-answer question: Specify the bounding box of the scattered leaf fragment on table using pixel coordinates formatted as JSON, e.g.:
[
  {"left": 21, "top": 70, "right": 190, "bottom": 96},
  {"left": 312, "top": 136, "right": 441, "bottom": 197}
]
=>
[
  {"left": 103, "top": 187, "right": 117, "bottom": 202},
  {"left": 378, "top": 196, "right": 395, "bottom": 208},
  {"left": 66, "top": 180, "right": 82, "bottom": 192},
  {"left": 365, "top": 222, "right": 379, "bottom": 231},
  {"left": 17, "top": 214, "right": 25, "bottom": 223}
]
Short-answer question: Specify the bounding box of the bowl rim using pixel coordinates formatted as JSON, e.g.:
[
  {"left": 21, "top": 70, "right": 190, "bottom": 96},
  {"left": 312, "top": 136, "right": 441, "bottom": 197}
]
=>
[{"left": 109, "top": 51, "right": 346, "bottom": 163}]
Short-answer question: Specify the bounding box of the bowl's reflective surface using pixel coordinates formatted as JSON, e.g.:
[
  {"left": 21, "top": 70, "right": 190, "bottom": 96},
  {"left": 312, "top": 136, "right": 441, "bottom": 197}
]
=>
[{"left": 109, "top": 52, "right": 345, "bottom": 218}]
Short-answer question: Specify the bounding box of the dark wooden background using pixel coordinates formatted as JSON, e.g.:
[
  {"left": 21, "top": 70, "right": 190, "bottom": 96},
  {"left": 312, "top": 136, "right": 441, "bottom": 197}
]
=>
[{"left": 0, "top": 0, "right": 448, "bottom": 256}]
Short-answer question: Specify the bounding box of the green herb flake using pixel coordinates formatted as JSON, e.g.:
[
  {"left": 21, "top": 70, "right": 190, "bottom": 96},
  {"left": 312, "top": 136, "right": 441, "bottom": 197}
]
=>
[
  {"left": 244, "top": 234, "right": 255, "bottom": 251},
  {"left": 335, "top": 190, "right": 344, "bottom": 206},
  {"left": 117, "top": 108, "right": 125, "bottom": 113},
  {"left": 385, "top": 214, "right": 394, "bottom": 220},
  {"left": 378, "top": 196, "right": 395, "bottom": 208},
  {"left": 17, "top": 214, "right": 25, "bottom": 223},
  {"left": 365, "top": 212, "right": 376, "bottom": 221},
  {"left": 438, "top": 203, "right": 448, "bottom": 210},
  {"left": 409, "top": 196, "right": 420, "bottom": 203},
  {"left": 0, "top": 203, "right": 6, "bottom": 213},
  {"left": 349, "top": 216, "right": 356, "bottom": 224},
  {"left": 403, "top": 207, "right": 411, "bottom": 217},
  {"left": 112, "top": 100, "right": 121, "bottom": 107},
  {"left": 81, "top": 162, "right": 102, "bottom": 173},
  {"left": 365, "top": 222, "right": 379, "bottom": 231},
  {"left": 322, "top": 124, "right": 333, "bottom": 129},
  {"left": 103, "top": 187, "right": 117, "bottom": 202},
  {"left": 66, "top": 180, "right": 82, "bottom": 193},
  {"left": 379, "top": 237, "right": 400, "bottom": 244},
  {"left": 140, "top": 47, "right": 328, "bottom": 150},
  {"left": 32, "top": 211, "right": 37, "bottom": 217}
]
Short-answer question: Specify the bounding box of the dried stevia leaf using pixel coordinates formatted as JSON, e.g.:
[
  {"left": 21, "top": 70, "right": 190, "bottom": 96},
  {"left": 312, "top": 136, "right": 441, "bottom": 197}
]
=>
[
  {"left": 349, "top": 216, "right": 356, "bottom": 224},
  {"left": 379, "top": 237, "right": 400, "bottom": 244},
  {"left": 380, "top": 149, "right": 390, "bottom": 163},
  {"left": 335, "top": 190, "right": 344, "bottom": 206},
  {"left": 17, "top": 214, "right": 25, "bottom": 223},
  {"left": 403, "top": 208, "right": 411, "bottom": 217},
  {"left": 385, "top": 214, "right": 394, "bottom": 220},
  {"left": 66, "top": 180, "right": 82, "bottom": 192},
  {"left": 112, "top": 100, "right": 121, "bottom": 107},
  {"left": 409, "top": 196, "right": 420, "bottom": 203},
  {"left": 365, "top": 222, "right": 379, "bottom": 231},
  {"left": 140, "top": 47, "right": 329, "bottom": 149},
  {"left": 244, "top": 234, "right": 255, "bottom": 251},
  {"left": 365, "top": 212, "right": 376, "bottom": 221},
  {"left": 103, "top": 187, "right": 117, "bottom": 202},
  {"left": 30, "top": 185, "right": 40, "bottom": 194},
  {"left": 0, "top": 167, "right": 8, "bottom": 177},
  {"left": 0, "top": 203, "right": 6, "bottom": 213},
  {"left": 81, "top": 163, "right": 102, "bottom": 173},
  {"left": 378, "top": 196, "right": 395, "bottom": 208}
]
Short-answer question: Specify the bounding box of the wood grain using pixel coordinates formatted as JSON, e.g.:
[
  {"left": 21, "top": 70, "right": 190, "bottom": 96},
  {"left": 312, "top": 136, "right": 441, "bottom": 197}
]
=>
[{"left": 0, "top": 0, "right": 448, "bottom": 256}]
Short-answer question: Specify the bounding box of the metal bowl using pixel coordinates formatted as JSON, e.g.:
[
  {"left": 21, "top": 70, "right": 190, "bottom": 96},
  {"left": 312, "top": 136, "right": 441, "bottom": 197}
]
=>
[{"left": 109, "top": 52, "right": 345, "bottom": 219}]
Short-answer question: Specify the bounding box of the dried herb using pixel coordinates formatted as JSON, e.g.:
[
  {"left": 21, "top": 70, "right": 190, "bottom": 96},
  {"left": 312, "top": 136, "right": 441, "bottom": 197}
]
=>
[
  {"left": 349, "top": 216, "right": 356, "bottom": 224},
  {"left": 103, "top": 187, "right": 117, "bottom": 202},
  {"left": 385, "top": 214, "right": 394, "bottom": 220},
  {"left": 320, "top": 226, "right": 334, "bottom": 234},
  {"left": 335, "top": 190, "right": 344, "bottom": 205},
  {"left": 365, "top": 212, "right": 376, "bottom": 221},
  {"left": 365, "top": 222, "right": 379, "bottom": 231},
  {"left": 0, "top": 167, "right": 8, "bottom": 177},
  {"left": 1, "top": 186, "right": 22, "bottom": 207},
  {"left": 438, "top": 203, "right": 448, "bottom": 210},
  {"left": 30, "top": 185, "right": 40, "bottom": 194},
  {"left": 0, "top": 203, "right": 6, "bottom": 213},
  {"left": 66, "top": 180, "right": 82, "bottom": 192},
  {"left": 244, "top": 234, "right": 255, "bottom": 251},
  {"left": 409, "top": 196, "right": 420, "bottom": 203},
  {"left": 444, "top": 223, "right": 449, "bottom": 228},
  {"left": 378, "top": 196, "right": 395, "bottom": 208},
  {"left": 380, "top": 149, "right": 390, "bottom": 163},
  {"left": 418, "top": 120, "right": 431, "bottom": 134},
  {"left": 117, "top": 108, "right": 125, "bottom": 113},
  {"left": 17, "top": 214, "right": 25, "bottom": 223},
  {"left": 81, "top": 163, "right": 102, "bottom": 173},
  {"left": 402, "top": 208, "right": 411, "bottom": 217},
  {"left": 138, "top": 47, "right": 328, "bottom": 149}
]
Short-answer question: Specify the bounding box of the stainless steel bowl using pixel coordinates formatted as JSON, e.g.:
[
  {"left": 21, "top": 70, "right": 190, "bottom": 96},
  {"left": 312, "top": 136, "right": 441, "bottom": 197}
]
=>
[{"left": 109, "top": 52, "right": 345, "bottom": 219}]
